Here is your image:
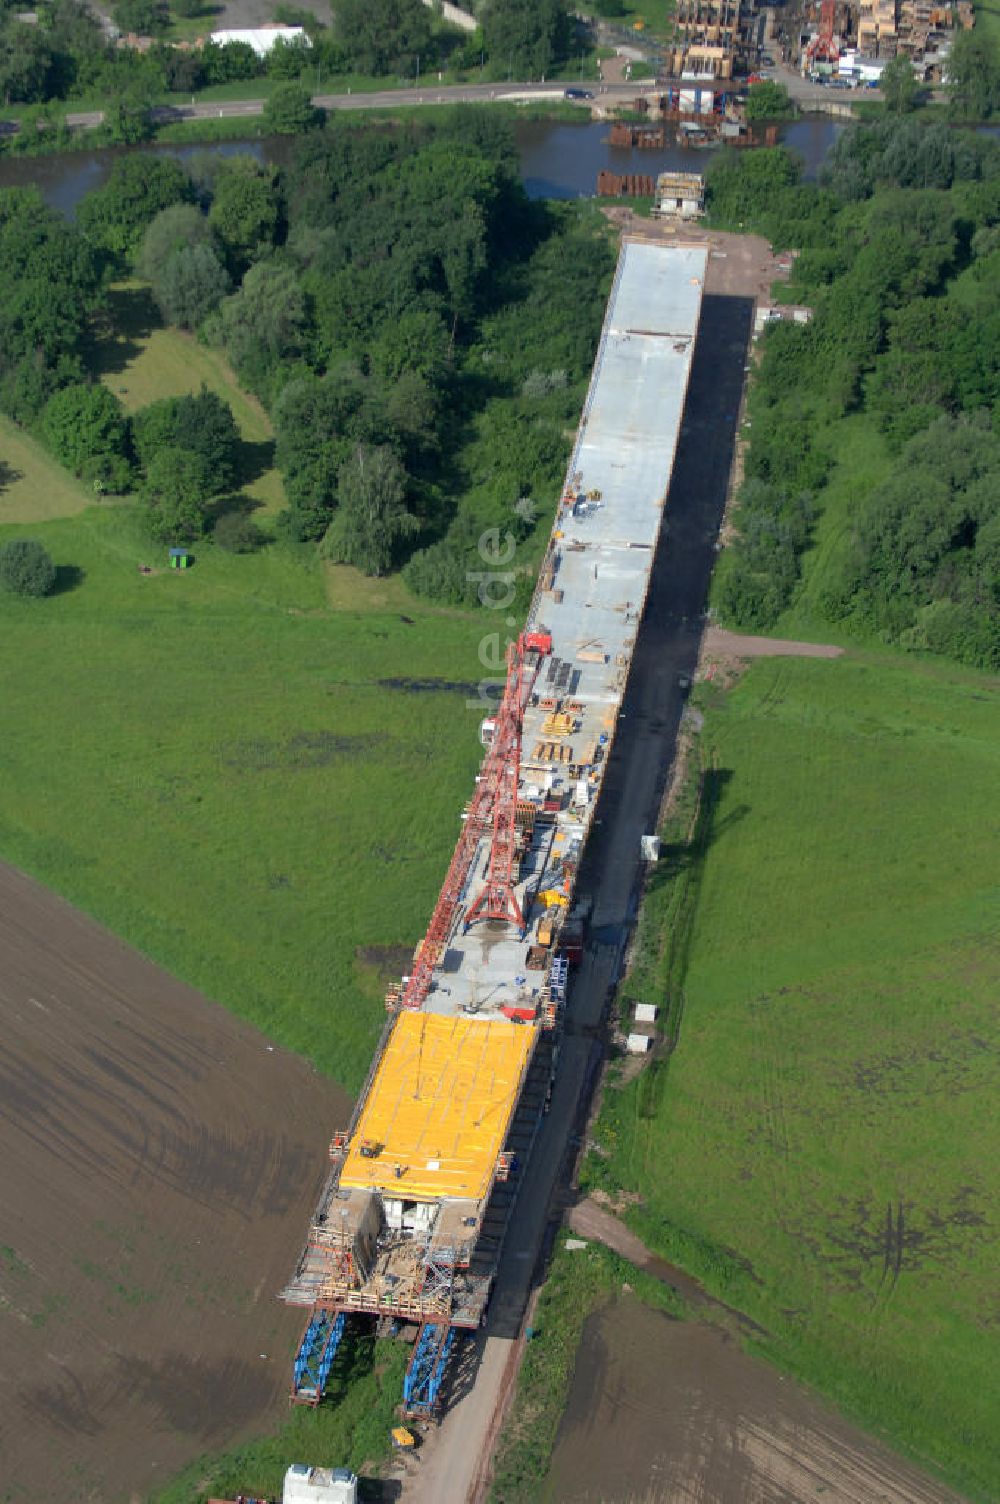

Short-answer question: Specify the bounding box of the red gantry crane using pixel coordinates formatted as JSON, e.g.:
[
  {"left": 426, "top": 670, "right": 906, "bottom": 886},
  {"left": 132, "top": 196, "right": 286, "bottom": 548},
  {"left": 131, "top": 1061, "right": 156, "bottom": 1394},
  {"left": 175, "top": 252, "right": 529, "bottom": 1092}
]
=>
[
  {"left": 394, "top": 629, "right": 551, "bottom": 1011},
  {"left": 464, "top": 630, "right": 550, "bottom": 934},
  {"left": 807, "top": 0, "right": 839, "bottom": 61}
]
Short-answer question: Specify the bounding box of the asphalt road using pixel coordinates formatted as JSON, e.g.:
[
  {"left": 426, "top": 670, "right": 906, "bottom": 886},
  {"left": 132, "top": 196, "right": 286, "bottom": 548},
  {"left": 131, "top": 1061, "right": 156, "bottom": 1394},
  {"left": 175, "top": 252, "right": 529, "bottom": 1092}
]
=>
[
  {"left": 399, "top": 281, "right": 756, "bottom": 1504},
  {"left": 60, "top": 68, "right": 877, "bottom": 132},
  {"left": 64, "top": 82, "right": 628, "bottom": 131}
]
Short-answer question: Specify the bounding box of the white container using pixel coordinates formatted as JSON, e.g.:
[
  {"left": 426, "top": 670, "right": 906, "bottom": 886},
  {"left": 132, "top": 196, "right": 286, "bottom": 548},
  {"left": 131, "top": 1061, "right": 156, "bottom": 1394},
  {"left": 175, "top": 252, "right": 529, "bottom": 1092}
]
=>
[
  {"left": 634, "top": 1003, "right": 658, "bottom": 1024},
  {"left": 284, "top": 1464, "right": 358, "bottom": 1504},
  {"left": 626, "top": 1033, "right": 653, "bottom": 1054}
]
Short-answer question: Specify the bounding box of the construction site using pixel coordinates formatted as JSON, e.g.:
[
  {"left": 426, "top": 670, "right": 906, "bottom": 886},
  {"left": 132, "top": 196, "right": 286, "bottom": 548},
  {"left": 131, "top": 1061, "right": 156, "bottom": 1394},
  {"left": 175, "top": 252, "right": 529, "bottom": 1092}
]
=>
[{"left": 281, "top": 241, "right": 709, "bottom": 1420}]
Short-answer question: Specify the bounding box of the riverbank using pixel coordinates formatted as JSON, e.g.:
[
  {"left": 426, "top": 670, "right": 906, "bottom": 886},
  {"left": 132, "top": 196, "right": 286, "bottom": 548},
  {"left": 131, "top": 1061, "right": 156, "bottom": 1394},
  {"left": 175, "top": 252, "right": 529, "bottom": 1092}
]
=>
[{"left": 0, "top": 115, "right": 847, "bottom": 223}]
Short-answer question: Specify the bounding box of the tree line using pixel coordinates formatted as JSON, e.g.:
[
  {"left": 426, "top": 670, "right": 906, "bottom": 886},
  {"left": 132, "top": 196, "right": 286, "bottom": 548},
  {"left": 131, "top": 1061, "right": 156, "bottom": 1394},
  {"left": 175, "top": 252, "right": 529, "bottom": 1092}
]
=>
[
  {"left": 0, "top": 108, "right": 613, "bottom": 588},
  {"left": 0, "top": 0, "right": 579, "bottom": 124},
  {"left": 706, "top": 109, "right": 1000, "bottom": 672}
]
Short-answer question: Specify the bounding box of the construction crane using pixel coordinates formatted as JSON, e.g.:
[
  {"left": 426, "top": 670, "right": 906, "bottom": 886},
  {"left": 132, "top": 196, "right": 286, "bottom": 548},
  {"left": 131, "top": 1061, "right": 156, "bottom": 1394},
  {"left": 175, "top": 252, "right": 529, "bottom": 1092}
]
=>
[
  {"left": 395, "top": 629, "right": 551, "bottom": 1010},
  {"left": 807, "top": 0, "right": 839, "bottom": 60},
  {"left": 465, "top": 630, "right": 550, "bottom": 934}
]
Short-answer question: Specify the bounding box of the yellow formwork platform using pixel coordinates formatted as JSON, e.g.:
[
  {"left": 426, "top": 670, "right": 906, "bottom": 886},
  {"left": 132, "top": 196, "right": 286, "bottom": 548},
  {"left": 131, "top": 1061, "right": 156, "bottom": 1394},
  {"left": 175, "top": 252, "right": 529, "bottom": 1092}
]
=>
[{"left": 339, "top": 1013, "right": 536, "bottom": 1202}]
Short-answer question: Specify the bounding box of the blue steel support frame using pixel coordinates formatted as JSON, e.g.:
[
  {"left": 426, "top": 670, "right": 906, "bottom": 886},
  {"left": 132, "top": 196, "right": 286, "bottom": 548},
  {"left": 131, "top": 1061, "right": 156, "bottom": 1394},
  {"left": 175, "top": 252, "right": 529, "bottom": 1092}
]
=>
[
  {"left": 403, "top": 1323, "right": 456, "bottom": 1415},
  {"left": 292, "top": 1310, "right": 347, "bottom": 1403}
]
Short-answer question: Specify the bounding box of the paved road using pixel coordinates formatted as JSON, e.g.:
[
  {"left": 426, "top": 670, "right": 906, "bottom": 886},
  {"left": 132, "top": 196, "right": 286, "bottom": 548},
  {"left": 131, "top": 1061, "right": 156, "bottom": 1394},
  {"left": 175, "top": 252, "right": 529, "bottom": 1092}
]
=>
[
  {"left": 62, "top": 81, "right": 633, "bottom": 131},
  {"left": 48, "top": 68, "right": 876, "bottom": 134},
  {"left": 762, "top": 58, "right": 880, "bottom": 109},
  {"left": 63, "top": 67, "right": 874, "bottom": 134},
  {"left": 397, "top": 275, "right": 756, "bottom": 1504}
]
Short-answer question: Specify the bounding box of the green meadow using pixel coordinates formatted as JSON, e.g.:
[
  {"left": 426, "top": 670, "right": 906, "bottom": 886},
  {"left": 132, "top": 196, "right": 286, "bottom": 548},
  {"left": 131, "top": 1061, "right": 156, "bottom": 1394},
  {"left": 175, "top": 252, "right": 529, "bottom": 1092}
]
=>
[
  {"left": 0, "top": 500, "right": 484, "bottom": 1091},
  {"left": 586, "top": 650, "right": 1000, "bottom": 1500}
]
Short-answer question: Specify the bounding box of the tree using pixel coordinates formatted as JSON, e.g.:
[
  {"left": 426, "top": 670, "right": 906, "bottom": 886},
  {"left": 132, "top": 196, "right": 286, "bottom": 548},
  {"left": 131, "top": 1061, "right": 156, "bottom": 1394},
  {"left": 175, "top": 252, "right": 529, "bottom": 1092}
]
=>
[
  {"left": 273, "top": 369, "right": 366, "bottom": 535},
  {"left": 322, "top": 443, "right": 418, "bottom": 575},
  {"left": 100, "top": 86, "right": 155, "bottom": 146},
  {"left": 0, "top": 539, "right": 56, "bottom": 597},
  {"left": 208, "top": 159, "right": 280, "bottom": 268},
  {"left": 745, "top": 80, "right": 794, "bottom": 122},
  {"left": 41, "top": 382, "right": 133, "bottom": 491},
  {"left": 266, "top": 34, "right": 311, "bottom": 78},
  {"left": 262, "top": 81, "right": 322, "bottom": 134},
  {"left": 142, "top": 445, "right": 214, "bottom": 540},
  {"left": 0, "top": 21, "right": 54, "bottom": 104},
  {"left": 139, "top": 203, "right": 213, "bottom": 284},
  {"left": 216, "top": 261, "right": 307, "bottom": 397},
  {"left": 334, "top": 0, "right": 431, "bottom": 75},
  {"left": 947, "top": 31, "right": 1000, "bottom": 122},
  {"left": 214, "top": 509, "right": 265, "bottom": 552},
  {"left": 134, "top": 386, "right": 240, "bottom": 489},
  {"left": 480, "top": 0, "right": 570, "bottom": 79},
  {"left": 77, "top": 155, "right": 192, "bottom": 262},
  {"left": 171, "top": 386, "right": 241, "bottom": 486},
  {"left": 153, "top": 241, "right": 231, "bottom": 328},
  {"left": 159, "top": 45, "right": 204, "bottom": 92},
  {"left": 880, "top": 54, "right": 919, "bottom": 114},
  {"left": 0, "top": 191, "right": 102, "bottom": 407},
  {"left": 111, "top": 0, "right": 169, "bottom": 34}
]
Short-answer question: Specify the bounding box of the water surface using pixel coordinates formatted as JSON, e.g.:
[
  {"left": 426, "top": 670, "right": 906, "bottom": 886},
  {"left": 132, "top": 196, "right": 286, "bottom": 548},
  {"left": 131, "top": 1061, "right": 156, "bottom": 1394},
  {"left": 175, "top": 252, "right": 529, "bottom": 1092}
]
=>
[{"left": 0, "top": 115, "right": 845, "bottom": 218}]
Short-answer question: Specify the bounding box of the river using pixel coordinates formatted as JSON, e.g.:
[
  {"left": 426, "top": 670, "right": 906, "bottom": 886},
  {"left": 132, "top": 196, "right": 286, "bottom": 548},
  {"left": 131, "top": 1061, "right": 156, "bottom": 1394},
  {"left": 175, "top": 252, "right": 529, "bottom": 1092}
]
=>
[{"left": 0, "top": 116, "right": 844, "bottom": 218}]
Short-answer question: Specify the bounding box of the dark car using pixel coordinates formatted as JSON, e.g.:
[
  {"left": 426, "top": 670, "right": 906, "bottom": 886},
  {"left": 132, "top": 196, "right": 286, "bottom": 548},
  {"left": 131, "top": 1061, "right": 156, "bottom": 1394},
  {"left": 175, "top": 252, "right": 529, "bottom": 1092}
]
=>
[{"left": 564, "top": 88, "right": 594, "bottom": 100}]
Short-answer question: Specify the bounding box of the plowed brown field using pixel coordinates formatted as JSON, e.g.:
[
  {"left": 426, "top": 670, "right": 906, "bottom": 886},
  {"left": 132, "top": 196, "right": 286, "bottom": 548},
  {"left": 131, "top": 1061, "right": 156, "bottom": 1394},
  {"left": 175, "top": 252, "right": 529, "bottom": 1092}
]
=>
[{"left": 0, "top": 862, "right": 351, "bottom": 1504}]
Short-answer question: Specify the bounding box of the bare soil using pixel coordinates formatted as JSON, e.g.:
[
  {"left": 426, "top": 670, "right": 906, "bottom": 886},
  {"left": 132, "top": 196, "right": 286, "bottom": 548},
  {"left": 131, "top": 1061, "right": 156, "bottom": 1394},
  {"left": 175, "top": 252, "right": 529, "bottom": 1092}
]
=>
[
  {"left": 548, "top": 1296, "right": 965, "bottom": 1504},
  {"left": 701, "top": 627, "right": 844, "bottom": 659},
  {"left": 0, "top": 861, "right": 351, "bottom": 1504}
]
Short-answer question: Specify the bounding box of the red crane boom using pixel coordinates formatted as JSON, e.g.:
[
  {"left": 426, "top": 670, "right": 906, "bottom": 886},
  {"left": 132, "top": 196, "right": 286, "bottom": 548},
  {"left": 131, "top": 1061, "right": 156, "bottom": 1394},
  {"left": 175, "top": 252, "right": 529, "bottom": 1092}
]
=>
[
  {"left": 807, "top": 0, "right": 839, "bottom": 59},
  {"left": 394, "top": 629, "right": 550, "bottom": 1010},
  {"left": 464, "top": 632, "right": 547, "bottom": 934}
]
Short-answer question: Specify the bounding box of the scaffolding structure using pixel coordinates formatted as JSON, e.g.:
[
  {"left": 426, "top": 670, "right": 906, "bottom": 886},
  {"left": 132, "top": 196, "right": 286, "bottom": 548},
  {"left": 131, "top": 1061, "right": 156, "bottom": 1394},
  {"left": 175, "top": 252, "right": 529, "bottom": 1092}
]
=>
[{"left": 403, "top": 1323, "right": 457, "bottom": 1416}]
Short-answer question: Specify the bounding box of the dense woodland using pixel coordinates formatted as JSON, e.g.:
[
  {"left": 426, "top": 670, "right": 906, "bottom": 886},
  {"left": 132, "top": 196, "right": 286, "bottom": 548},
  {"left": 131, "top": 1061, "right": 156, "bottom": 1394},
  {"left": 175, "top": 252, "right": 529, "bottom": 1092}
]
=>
[
  {"left": 0, "top": 110, "right": 613, "bottom": 592},
  {"left": 706, "top": 113, "right": 1000, "bottom": 671}
]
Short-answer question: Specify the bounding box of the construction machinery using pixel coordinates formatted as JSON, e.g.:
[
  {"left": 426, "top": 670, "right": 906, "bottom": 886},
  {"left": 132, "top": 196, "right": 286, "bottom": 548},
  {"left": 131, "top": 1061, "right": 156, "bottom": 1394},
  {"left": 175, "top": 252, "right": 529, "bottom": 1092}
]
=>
[{"left": 807, "top": 0, "right": 840, "bottom": 60}]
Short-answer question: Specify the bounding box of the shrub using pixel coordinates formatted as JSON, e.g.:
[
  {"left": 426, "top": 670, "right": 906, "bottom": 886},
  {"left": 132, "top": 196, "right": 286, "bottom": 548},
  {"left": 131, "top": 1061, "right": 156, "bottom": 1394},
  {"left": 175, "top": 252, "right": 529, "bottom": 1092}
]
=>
[
  {"left": 214, "top": 509, "right": 265, "bottom": 553},
  {"left": 0, "top": 539, "right": 56, "bottom": 597}
]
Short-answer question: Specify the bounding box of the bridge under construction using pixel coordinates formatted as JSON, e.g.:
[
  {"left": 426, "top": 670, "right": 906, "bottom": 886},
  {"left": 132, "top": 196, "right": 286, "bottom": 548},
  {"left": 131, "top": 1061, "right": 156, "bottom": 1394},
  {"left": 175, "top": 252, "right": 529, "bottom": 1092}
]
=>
[{"left": 282, "top": 238, "right": 709, "bottom": 1416}]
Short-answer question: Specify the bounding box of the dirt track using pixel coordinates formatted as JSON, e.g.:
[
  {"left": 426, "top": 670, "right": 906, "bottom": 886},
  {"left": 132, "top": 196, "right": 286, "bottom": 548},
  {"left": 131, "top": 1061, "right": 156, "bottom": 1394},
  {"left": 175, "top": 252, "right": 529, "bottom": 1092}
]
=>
[
  {"left": 701, "top": 627, "right": 844, "bottom": 659},
  {"left": 0, "top": 862, "right": 351, "bottom": 1504}
]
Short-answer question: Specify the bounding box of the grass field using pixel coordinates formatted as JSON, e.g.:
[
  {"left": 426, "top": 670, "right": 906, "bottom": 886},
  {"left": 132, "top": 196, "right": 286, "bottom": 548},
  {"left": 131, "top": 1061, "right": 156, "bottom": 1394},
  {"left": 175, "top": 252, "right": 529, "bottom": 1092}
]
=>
[
  {"left": 972, "top": 0, "right": 1000, "bottom": 45},
  {"left": 0, "top": 501, "right": 484, "bottom": 1091},
  {"left": 605, "top": 1, "right": 676, "bottom": 40},
  {"left": 89, "top": 282, "right": 286, "bottom": 516},
  {"left": 0, "top": 415, "right": 97, "bottom": 523},
  {"left": 585, "top": 650, "right": 1000, "bottom": 1501}
]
